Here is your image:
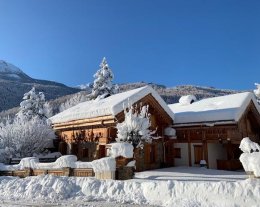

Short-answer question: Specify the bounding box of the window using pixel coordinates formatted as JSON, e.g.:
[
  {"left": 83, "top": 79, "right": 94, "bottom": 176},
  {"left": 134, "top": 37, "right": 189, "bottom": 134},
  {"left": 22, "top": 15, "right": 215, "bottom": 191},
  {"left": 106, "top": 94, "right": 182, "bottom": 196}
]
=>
[{"left": 173, "top": 148, "right": 181, "bottom": 158}]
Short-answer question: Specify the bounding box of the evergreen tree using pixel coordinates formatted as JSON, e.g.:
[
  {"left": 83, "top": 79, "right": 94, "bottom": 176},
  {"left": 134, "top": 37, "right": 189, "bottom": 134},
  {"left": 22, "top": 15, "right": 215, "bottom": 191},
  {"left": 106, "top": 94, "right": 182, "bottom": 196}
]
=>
[
  {"left": 17, "top": 87, "right": 47, "bottom": 120},
  {"left": 89, "top": 57, "right": 118, "bottom": 100}
]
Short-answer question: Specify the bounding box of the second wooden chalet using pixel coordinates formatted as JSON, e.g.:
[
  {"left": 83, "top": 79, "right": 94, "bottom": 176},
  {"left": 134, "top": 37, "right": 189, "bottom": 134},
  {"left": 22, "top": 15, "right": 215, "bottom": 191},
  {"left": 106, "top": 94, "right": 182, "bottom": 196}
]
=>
[
  {"left": 169, "top": 92, "right": 260, "bottom": 170},
  {"left": 50, "top": 86, "right": 175, "bottom": 171}
]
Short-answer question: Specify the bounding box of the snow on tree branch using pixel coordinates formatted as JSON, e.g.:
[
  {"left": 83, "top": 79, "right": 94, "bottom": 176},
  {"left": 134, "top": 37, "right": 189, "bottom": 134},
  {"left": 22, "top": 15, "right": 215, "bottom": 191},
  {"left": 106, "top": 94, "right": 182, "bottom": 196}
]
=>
[
  {"left": 88, "top": 57, "right": 118, "bottom": 100},
  {"left": 116, "top": 103, "right": 157, "bottom": 149},
  {"left": 254, "top": 83, "right": 260, "bottom": 104},
  {"left": 0, "top": 117, "right": 55, "bottom": 163}
]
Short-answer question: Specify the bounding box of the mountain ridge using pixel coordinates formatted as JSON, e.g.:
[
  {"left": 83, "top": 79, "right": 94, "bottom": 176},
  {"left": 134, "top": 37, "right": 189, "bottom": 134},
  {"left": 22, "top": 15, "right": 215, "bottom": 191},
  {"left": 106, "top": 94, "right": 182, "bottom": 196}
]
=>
[{"left": 0, "top": 60, "right": 80, "bottom": 111}]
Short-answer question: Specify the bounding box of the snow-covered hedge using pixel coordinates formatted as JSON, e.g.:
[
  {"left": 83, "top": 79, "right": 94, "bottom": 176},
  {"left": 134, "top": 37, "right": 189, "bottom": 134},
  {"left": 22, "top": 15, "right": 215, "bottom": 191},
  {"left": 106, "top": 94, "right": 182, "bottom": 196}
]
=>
[
  {"left": 0, "top": 155, "right": 116, "bottom": 175},
  {"left": 239, "top": 137, "right": 260, "bottom": 176}
]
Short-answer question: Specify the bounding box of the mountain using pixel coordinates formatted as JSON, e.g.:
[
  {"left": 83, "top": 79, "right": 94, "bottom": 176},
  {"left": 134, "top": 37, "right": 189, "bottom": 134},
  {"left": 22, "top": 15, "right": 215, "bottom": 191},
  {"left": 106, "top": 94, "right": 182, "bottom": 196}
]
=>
[
  {"left": 44, "top": 82, "right": 241, "bottom": 117},
  {"left": 0, "top": 60, "right": 80, "bottom": 111},
  {"left": 0, "top": 60, "right": 243, "bottom": 121}
]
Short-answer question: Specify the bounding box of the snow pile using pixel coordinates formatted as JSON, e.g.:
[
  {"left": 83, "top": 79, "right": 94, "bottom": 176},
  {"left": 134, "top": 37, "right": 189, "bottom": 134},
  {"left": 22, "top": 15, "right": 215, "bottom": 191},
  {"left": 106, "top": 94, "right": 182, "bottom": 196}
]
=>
[
  {"left": 179, "top": 95, "right": 197, "bottom": 105},
  {"left": 92, "top": 157, "right": 116, "bottom": 173},
  {"left": 109, "top": 142, "right": 134, "bottom": 158},
  {"left": 239, "top": 137, "right": 260, "bottom": 176},
  {"left": 0, "top": 174, "right": 259, "bottom": 207}
]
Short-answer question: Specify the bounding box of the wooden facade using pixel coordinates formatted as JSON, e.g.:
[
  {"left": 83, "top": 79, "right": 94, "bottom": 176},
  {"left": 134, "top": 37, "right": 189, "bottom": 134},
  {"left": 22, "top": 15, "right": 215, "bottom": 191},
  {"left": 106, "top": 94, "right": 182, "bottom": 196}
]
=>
[
  {"left": 52, "top": 93, "right": 175, "bottom": 172},
  {"left": 172, "top": 101, "right": 260, "bottom": 170}
]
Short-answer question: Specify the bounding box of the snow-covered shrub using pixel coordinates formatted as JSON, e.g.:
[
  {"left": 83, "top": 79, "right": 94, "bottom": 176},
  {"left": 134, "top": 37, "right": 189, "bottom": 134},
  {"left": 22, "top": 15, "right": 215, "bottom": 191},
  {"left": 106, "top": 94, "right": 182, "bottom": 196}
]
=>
[
  {"left": 254, "top": 83, "right": 260, "bottom": 104},
  {"left": 88, "top": 57, "right": 118, "bottom": 100},
  {"left": 116, "top": 103, "right": 156, "bottom": 149},
  {"left": 0, "top": 117, "right": 55, "bottom": 162},
  {"left": 239, "top": 137, "right": 260, "bottom": 176}
]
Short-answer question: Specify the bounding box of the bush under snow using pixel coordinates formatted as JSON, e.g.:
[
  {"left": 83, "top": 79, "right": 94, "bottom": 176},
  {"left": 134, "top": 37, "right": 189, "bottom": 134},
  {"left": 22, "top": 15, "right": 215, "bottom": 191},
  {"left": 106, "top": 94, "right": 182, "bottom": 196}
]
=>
[{"left": 239, "top": 137, "right": 260, "bottom": 176}]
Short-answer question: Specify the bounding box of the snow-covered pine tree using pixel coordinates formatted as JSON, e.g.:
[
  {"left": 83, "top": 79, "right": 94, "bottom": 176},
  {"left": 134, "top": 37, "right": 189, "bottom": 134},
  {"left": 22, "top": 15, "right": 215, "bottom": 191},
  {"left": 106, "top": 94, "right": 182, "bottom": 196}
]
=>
[
  {"left": 116, "top": 103, "right": 156, "bottom": 149},
  {"left": 89, "top": 57, "right": 118, "bottom": 100},
  {"left": 254, "top": 83, "right": 260, "bottom": 104},
  {"left": 17, "top": 87, "right": 47, "bottom": 120}
]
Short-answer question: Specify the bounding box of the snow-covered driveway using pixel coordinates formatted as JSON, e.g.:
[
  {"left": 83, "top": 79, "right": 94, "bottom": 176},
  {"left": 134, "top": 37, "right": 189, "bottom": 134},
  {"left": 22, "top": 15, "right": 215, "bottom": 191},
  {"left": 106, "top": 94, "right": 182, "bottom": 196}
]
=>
[{"left": 134, "top": 166, "right": 247, "bottom": 182}]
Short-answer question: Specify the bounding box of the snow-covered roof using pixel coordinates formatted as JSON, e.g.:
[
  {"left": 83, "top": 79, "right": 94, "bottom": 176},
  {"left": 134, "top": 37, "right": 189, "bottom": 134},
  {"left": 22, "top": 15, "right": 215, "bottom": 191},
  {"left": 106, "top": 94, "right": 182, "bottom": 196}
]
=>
[
  {"left": 169, "top": 92, "right": 260, "bottom": 125},
  {"left": 50, "top": 86, "right": 174, "bottom": 124}
]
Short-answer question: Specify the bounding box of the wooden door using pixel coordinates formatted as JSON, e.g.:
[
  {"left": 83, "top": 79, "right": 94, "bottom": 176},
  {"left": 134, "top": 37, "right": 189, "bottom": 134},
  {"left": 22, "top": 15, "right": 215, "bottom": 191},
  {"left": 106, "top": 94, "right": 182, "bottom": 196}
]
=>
[{"left": 194, "top": 145, "right": 203, "bottom": 164}]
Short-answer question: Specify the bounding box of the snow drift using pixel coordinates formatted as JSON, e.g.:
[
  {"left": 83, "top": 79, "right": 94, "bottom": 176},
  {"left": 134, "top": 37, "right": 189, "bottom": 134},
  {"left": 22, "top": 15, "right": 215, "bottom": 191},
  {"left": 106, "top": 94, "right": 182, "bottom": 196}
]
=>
[{"left": 0, "top": 175, "right": 259, "bottom": 207}]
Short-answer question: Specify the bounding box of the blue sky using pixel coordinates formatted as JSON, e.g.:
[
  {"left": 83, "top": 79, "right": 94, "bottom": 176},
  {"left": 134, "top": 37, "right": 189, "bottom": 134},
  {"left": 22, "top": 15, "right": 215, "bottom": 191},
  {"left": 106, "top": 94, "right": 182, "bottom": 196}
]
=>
[{"left": 0, "top": 0, "right": 259, "bottom": 90}]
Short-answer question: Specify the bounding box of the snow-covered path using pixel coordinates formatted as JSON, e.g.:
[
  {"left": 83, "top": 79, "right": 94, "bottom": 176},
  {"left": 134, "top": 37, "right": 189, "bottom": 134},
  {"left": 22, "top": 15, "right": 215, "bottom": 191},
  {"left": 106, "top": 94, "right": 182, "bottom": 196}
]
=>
[
  {"left": 0, "top": 167, "right": 258, "bottom": 207},
  {"left": 134, "top": 166, "right": 247, "bottom": 182}
]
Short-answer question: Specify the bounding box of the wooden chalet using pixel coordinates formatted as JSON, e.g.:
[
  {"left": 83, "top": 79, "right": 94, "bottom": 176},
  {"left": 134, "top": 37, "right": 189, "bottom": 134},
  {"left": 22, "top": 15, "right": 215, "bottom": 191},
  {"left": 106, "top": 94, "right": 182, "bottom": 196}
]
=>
[
  {"left": 50, "top": 86, "right": 175, "bottom": 172},
  {"left": 169, "top": 92, "right": 260, "bottom": 171}
]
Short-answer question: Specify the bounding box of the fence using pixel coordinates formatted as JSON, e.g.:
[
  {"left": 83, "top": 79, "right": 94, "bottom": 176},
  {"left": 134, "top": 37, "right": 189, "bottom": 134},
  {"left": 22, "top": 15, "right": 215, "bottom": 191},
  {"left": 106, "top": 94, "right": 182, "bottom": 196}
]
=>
[{"left": 0, "top": 167, "right": 134, "bottom": 180}]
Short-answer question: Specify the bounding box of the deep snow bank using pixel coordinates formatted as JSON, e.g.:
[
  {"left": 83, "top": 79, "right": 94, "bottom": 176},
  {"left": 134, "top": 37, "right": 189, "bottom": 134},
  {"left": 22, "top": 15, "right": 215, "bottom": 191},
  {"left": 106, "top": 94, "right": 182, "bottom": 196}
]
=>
[{"left": 0, "top": 175, "right": 259, "bottom": 207}]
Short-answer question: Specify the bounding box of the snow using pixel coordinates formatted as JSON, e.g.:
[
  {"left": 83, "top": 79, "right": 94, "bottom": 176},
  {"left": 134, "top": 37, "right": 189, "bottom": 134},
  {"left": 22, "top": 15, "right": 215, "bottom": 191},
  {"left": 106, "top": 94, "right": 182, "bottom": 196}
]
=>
[
  {"left": 254, "top": 83, "right": 260, "bottom": 98},
  {"left": 5, "top": 73, "right": 21, "bottom": 79},
  {"left": 179, "top": 95, "right": 197, "bottom": 105},
  {"left": 89, "top": 57, "right": 118, "bottom": 100},
  {"left": 92, "top": 157, "right": 116, "bottom": 173},
  {"left": 0, "top": 155, "right": 115, "bottom": 174},
  {"left": 0, "top": 60, "right": 23, "bottom": 74},
  {"left": 169, "top": 92, "right": 260, "bottom": 125},
  {"left": 239, "top": 137, "right": 260, "bottom": 153},
  {"left": 116, "top": 104, "right": 156, "bottom": 148},
  {"left": 164, "top": 127, "right": 176, "bottom": 137},
  {"left": 0, "top": 167, "right": 258, "bottom": 207},
  {"left": 109, "top": 142, "right": 134, "bottom": 158},
  {"left": 50, "top": 86, "right": 174, "bottom": 124},
  {"left": 239, "top": 137, "right": 260, "bottom": 176}
]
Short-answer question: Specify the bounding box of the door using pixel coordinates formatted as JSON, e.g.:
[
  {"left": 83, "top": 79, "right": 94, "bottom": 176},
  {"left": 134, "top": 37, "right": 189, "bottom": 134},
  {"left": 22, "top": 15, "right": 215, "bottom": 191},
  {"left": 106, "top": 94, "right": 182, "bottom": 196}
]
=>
[{"left": 194, "top": 145, "right": 203, "bottom": 164}]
